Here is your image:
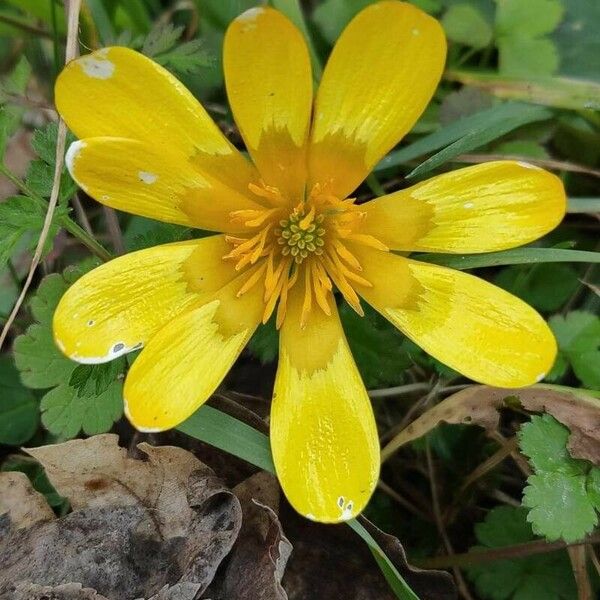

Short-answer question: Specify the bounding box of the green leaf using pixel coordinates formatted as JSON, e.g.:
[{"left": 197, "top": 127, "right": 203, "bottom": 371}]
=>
[
  {"left": 442, "top": 3, "right": 493, "bottom": 49},
  {"left": 153, "top": 39, "right": 213, "bottom": 76},
  {"left": 375, "top": 102, "right": 551, "bottom": 173},
  {"left": 417, "top": 247, "right": 600, "bottom": 270},
  {"left": 498, "top": 36, "right": 559, "bottom": 77},
  {"left": 124, "top": 217, "right": 192, "bottom": 251},
  {"left": 340, "top": 303, "right": 411, "bottom": 388},
  {"left": 548, "top": 312, "right": 600, "bottom": 389},
  {"left": 0, "top": 56, "right": 31, "bottom": 157},
  {"left": 141, "top": 22, "right": 185, "bottom": 56},
  {"left": 495, "top": 0, "right": 564, "bottom": 38},
  {"left": 523, "top": 471, "right": 597, "bottom": 542},
  {"left": 0, "top": 356, "right": 38, "bottom": 445},
  {"left": 178, "top": 406, "right": 418, "bottom": 600},
  {"left": 41, "top": 379, "right": 123, "bottom": 439},
  {"left": 13, "top": 263, "right": 123, "bottom": 440},
  {"left": 519, "top": 415, "right": 600, "bottom": 543},
  {"left": 311, "top": 0, "right": 373, "bottom": 44},
  {"left": 0, "top": 195, "right": 64, "bottom": 269},
  {"left": 519, "top": 414, "right": 586, "bottom": 476},
  {"left": 25, "top": 122, "right": 77, "bottom": 203},
  {"left": 466, "top": 506, "right": 576, "bottom": 600},
  {"left": 494, "top": 263, "right": 579, "bottom": 312},
  {"left": 247, "top": 317, "right": 279, "bottom": 364}
]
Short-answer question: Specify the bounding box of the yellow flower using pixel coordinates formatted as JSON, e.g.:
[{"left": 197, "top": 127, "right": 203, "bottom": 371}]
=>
[{"left": 53, "top": 2, "right": 565, "bottom": 523}]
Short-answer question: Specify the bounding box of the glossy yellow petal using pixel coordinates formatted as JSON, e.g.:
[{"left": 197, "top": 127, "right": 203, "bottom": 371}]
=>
[
  {"left": 353, "top": 246, "right": 557, "bottom": 387},
  {"left": 55, "top": 46, "right": 257, "bottom": 194},
  {"left": 308, "top": 1, "right": 446, "bottom": 198},
  {"left": 124, "top": 274, "right": 264, "bottom": 432},
  {"left": 66, "top": 137, "right": 264, "bottom": 232},
  {"left": 272, "top": 285, "right": 379, "bottom": 523},
  {"left": 53, "top": 236, "right": 237, "bottom": 363},
  {"left": 224, "top": 7, "right": 312, "bottom": 201},
  {"left": 363, "top": 161, "right": 566, "bottom": 252}
]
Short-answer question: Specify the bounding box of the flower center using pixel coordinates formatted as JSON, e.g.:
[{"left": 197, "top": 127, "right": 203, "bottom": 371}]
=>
[
  {"left": 276, "top": 208, "right": 326, "bottom": 264},
  {"left": 224, "top": 182, "right": 388, "bottom": 328}
]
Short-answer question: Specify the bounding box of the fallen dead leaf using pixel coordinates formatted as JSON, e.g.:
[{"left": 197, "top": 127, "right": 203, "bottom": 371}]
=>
[
  {"left": 382, "top": 384, "right": 600, "bottom": 464},
  {"left": 0, "top": 471, "right": 54, "bottom": 529},
  {"left": 205, "top": 471, "right": 291, "bottom": 600},
  {"left": 0, "top": 434, "right": 242, "bottom": 599}
]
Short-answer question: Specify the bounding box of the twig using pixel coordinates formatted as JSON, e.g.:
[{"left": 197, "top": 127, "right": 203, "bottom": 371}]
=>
[
  {"left": 426, "top": 441, "right": 475, "bottom": 600},
  {"left": 102, "top": 206, "right": 125, "bottom": 254},
  {"left": 377, "top": 479, "right": 433, "bottom": 522},
  {"left": 568, "top": 545, "right": 592, "bottom": 600},
  {"left": 369, "top": 382, "right": 430, "bottom": 399},
  {"left": 414, "top": 533, "right": 600, "bottom": 570},
  {"left": 71, "top": 193, "right": 93, "bottom": 235},
  {"left": 0, "top": 12, "right": 59, "bottom": 40},
  {"left": 0, "top": 0, "right": 82, "bottom": 352}
]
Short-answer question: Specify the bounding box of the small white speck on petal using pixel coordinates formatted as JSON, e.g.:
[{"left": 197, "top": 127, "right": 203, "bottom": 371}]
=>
[
  {"left": 536, "top": 372, "right": 546, "bottom": 382},
  {"left": 412, "top": 28, "right": 420, "bottom": 35},
  {"left": 101, "top": 194, "right": 110, "bottom": 201},
  {"left": 138, "top": 171, "right": 158, "bottom": 184},
  {"left": 79, "top": 55, "right": 115, "bottom": 79},
  {"left": 464, "top": 202, "right": 474, "bottom": 209}
]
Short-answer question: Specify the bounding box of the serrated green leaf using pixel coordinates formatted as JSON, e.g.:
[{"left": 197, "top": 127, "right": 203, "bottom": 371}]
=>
[
  {"left": 69, "top": 358, "right": 126, "bottom": 397},
  {"left": 549, "top": 312, "right": 600, "bottom": 389},
  {"left": 154, "top": 39, "right": 213, "bottom": 76},
  {"left": 495, "top": 0, "right": 564, "bottom": 38},
  {"left": 523, "top": 471, "right": 597, "bottom": 542},
  {"left": 142, "top": 21, "right": 185, "bottom": 56},
  {"left": 41, "top": 379, "right": 123, "bottom": 439},
  {"left": 0, "top": 195, "right": 64, "bottom": 268},
  {"left": 0, "top": 56, "right": 31, "bottom": 157},
  {"left": 442, "top": 3, "right": 493, "bottom": 48},
  {"left": 13, "top": 268, "right": 93, "bottom": 389},
  {"left": 498, "top": 36, "right": 559, "bottom": 77},
  {"left": 0, "top": 356, "right": 38, "bottom": 445},
  {"left": 519, "top": 414, "right": 586, "bottom": 475},
  {"left": 124, "top": 217, "right": 192, "bottom": 251},
  {"left": 466, "top": 506, "right": 576, "bottom": 600}
]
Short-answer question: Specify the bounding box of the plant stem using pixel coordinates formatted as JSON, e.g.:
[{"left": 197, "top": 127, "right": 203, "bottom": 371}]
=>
[{"left": 0, "top": 162, "right": 111, "bottom": 261}]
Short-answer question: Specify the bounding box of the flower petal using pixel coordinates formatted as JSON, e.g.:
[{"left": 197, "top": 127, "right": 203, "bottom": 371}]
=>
[
  {"left": 353, "top": 246, "right": 557, "bottom": 387},
  {"left": 272, "top": 285, "right": 379, "bottom": 523},
  {"left": 362, "top": 162, "right": 566, "bottom": 253},
  {"left": 224, "top": 7, "right": 312, "bottom": 201},
  {"left": 53, "top": 236, "right": 237, "bottom": 363},
  {"left": 308, "top": 1, "right": 446, "bottom": 199},
  {"left": 66, "top": 137, "right": 264, "bottom": 232},
  {"left": 124, "top": 275, "right": 264, "bottom": 432},
  {"left": 55, "top": 46, "right": 258, "bottom": 194}
]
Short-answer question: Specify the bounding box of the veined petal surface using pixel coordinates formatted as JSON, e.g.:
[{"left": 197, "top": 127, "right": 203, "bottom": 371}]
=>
[
  {"left": 352, "top": 246, "right": 557, "bottom": 387},
  {"left": 224, "top": 7, "right": 312, "bottom": 201},
  {"left": 271, "top": 285, "right": 380, "bottom": 523},
  {"left": 55, "top": 46, "right": 258, "bottom": 194},
  {"left": 363, "top": 162, "right": 566, "bottom": 252},
  {"left": 308, "top": 1, "right": 446, "bottom": 198},
  {"left": 66, "top": 137, "right": 264, "bottom": 232},
  {"left": 53, "top": 236, "right": 237, "bottom": 364},
  {"left": 124, "top": 274, "right": 264, "bottom": 432}
]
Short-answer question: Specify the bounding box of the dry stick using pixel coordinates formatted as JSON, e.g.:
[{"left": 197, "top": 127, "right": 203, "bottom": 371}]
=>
[
  {"left": 0, "top": 0, "right": 82, "bottom": 352},
  {"left": 377, "top": 479, "right": 433, "bottom": 522},
  {"left": 425, "top": 441, "right": 475, "bottom": 600},
  {"left": 587, "top": 544, "right": 600, "bottom": 579},
  {"left": 72, "top": 193, "right": 94, "bottom": 235},
  {"left": 414, "top": 533, "right": 600, "bottom": 570},
  {"left": 102, "top": 206, "right": 126, "bottom": 255},
  {"left": 568, "top": 545, "right": 593, "bottom": 600}
]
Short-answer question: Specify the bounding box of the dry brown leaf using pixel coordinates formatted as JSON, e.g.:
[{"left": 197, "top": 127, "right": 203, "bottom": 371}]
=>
[
  {"left": 382, "top": 384, "right": 600, "bottom": 463},
  {"left": 13, "top": 582, "right": 111, "bottom": 600},
  {"left": 0, "top": 434, "right": 242, "bottom": 599},
  {"left": 0, "top": 471, "right": 54, "bottom": 529},
  {"left": 214, "top": 472, "right": 291, "bottom": 600}
]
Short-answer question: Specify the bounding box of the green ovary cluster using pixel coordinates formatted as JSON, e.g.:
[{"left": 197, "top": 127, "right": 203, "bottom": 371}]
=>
[{"left": 275, "top": 211, "right": 326, "bottom": 264}]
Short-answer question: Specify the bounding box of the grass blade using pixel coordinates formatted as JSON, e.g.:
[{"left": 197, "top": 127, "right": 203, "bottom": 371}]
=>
[
  {"left": 375, "top": 102, "right": 551, "bottom": 174},
  {"left": 417, "top": 248, "right": 600, "bottom": 270}
]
